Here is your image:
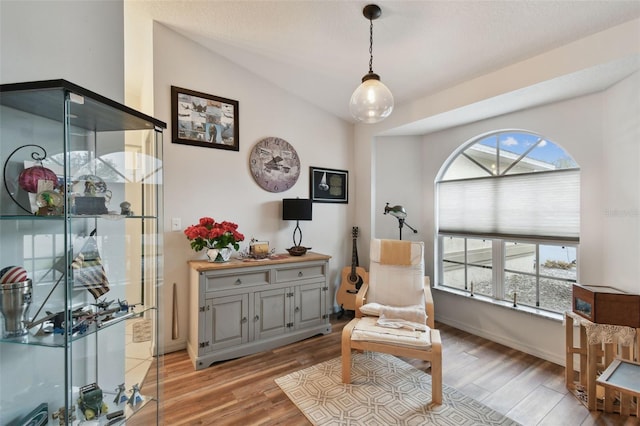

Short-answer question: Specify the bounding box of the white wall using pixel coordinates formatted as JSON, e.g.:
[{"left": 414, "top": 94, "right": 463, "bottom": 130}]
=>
[
  {"left": 374, "top": 135, "right": 423, "bottom": 241},
  {"left": 0, "top": 0, "right": 125, "bottom": 102},
  {"left": 152, "top": 23, "right": 354, "bottom": 353},
  {"left": 602, "top": 72, "right": 640, "bottom": 292}
]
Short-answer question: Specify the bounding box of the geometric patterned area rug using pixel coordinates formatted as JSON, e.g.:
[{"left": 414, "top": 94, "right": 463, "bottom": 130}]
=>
[{"left": 275, "top": 351, "right": 520, "bottom": 425}]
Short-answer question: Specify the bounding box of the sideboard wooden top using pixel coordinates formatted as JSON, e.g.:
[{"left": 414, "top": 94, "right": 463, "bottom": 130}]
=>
[{"left": 188, "top": 251, "right": 331, "bottom": 272}]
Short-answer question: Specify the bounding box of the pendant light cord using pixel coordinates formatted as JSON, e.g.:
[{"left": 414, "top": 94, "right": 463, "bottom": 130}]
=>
[{"left": 368, "top": 18, "right": 374, "bottom": 74}]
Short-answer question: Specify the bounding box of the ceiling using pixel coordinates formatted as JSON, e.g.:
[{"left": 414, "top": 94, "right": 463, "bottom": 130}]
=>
[{"left": 125, "top": 1, "right": 640, "bottom": 128}]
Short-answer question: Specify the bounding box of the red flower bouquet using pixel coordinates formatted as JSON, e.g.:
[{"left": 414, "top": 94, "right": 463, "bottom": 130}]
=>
[{"left": 184, "top": 217, "right": 245, "bottom": 252}]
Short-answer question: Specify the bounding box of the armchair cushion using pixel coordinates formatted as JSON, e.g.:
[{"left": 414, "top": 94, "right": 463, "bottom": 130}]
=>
[
  {"left": 367, "top": 240, "right": 425, "bottom": 307},
  {"left": 376, "top": 318, "right": 428, "bottom": 332},
  {"left": 370, "top": 239, "right": 422, "bottom": 266},
  {"left": 378, "top": 239, "right": 413, "bottom": 265},
  {"left": 359, "top": 302, "right": 384, "bottom": 316},
  {"left": 379, "top": 305, "right": 427, "bottom": 324},
  {"left": 351, "top": 317, "right": 432, "bottom": 348},
  {"left": 360, "top": 303, "right": 427, "bottom": 324}
]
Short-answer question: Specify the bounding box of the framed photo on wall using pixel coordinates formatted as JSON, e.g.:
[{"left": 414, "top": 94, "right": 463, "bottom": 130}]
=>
[
  {"left": 171, "top": 86, "right": 239, "bottom": 151},
  {"left": 310, "top": 166, "right": 348, "bottom": 203}
]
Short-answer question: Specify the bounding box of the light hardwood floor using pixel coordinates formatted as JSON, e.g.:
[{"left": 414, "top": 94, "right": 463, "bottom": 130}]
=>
[{"left": 135, "top": 317, "right": 639, "bottom": 425}]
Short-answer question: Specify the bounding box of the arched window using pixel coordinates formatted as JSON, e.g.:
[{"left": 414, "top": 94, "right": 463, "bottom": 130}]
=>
[{"left": 436, "top": 130, "right": 579, "bottom": 314}]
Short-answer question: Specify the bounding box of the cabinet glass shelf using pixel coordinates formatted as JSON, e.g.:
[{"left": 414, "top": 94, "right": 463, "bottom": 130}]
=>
[
  {"left": 0, "top": 307, "right": 155, "bottom": 347},
  {"left": 1, "top": 214, "right": 159, "bottom": 220}
]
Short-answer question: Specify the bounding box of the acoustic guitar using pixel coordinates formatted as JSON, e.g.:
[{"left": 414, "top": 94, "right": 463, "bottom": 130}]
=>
[{"left": 336, "top": 227, "right": 367, "bottom": 313}]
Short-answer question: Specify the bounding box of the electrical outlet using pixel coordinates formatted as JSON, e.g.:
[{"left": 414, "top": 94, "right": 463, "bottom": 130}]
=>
[{"left": 171, "top": 218, "right": 181, "bottom": 231}]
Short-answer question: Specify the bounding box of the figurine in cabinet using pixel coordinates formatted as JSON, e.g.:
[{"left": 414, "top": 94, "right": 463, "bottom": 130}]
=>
[
  {"left": 114, "top": 383, "right": 127, "bottom": 404},
  {"left": 77, "top": 383, "right": 108, "bottom": 420},
  {"left": 128, "top": 383, "right": 143, "bottom": 407},
  {"left": 120, "top": 201, "right": 133, "bottom": 216}
]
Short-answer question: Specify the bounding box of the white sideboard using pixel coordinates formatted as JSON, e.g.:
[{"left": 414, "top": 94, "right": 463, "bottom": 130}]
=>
[{"left": 188, "top": 252, "right": 332, "bottom": 369}]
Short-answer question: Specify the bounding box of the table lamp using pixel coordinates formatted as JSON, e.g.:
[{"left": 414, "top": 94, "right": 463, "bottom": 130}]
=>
[{"left": 283, "top": 198, "right": 312, "bottom": 255}]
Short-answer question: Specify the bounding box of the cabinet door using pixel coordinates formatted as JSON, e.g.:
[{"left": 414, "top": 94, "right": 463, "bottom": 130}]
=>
[
  {"left": 294, "top": 282, "right": 327, "bottom": 330},
  {"left": 206, "top": 294, "right": 249, "bottom": 353},
  {"left": 254, "top": 288, "right": 291, "bottom": 340}
]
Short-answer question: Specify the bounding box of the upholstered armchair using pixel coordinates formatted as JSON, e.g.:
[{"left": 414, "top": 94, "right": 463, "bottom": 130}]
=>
[{"left": 341, "top": 239, "right": 442, "bottom": 405}]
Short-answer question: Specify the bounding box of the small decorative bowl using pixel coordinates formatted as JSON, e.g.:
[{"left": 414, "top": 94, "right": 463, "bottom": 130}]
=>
[{"left": 287, "top": 246, "right": 310, "bottom": 256}]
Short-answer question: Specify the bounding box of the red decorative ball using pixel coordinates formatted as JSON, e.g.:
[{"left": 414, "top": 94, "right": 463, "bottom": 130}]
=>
[
  {"left": 0, "top": 266, "right": 28, "bottom": 284},
  {"left": 18, "top": 165, "right": 58, "bottom": 193}
]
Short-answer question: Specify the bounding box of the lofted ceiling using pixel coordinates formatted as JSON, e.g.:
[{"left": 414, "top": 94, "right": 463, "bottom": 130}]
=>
[{"left": 125, "top": 1, "right": 640, "bottom": 128}]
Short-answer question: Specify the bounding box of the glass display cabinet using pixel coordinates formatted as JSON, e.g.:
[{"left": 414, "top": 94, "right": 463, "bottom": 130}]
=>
[{"left": 0, "top": 80, "right": 165, "bottom": 425}]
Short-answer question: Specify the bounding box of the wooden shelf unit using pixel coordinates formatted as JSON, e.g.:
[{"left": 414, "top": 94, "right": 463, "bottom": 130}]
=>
[{"left": 565, "top": 311, "right": 640, "bottom": 415}]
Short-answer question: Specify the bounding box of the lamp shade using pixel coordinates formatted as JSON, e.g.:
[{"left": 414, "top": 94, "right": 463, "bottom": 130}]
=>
[
  {"left": 349, "top": 74, "right": 394, "bottom": 124},
  {"left": 282, "top": 198, "right": 312, "bottom": 221},
  {"left": 384, "top": 204, "right": 406, "bottom": 219}
]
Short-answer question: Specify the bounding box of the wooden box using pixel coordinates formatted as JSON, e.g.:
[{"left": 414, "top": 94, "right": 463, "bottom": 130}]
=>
[{"left": 573, "top": 284, "right": 640, "bottom": 327}]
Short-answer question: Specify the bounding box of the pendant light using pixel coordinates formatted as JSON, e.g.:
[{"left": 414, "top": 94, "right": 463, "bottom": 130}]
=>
[{"left": 349, "top": 4, "right": 394, "bottom": 124}]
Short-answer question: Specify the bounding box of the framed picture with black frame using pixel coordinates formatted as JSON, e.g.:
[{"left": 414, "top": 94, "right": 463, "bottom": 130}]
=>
[
  {"left": 171, "top": 86, "right": 239, "bottom": 151},
  {"left": 309, "top": 166, "right": 348, "bottom": 203}
]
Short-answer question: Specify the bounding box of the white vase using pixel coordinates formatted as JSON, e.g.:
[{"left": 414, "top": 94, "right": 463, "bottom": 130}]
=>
[
  {"left": 206, "top": 247, "right": 232, "bottom": 263},
  {"left": 206, "top": 248, "right": 219, "bottom": 262},
  {"left": 218, "top": 247, "right": 232, "bottom": 262}
]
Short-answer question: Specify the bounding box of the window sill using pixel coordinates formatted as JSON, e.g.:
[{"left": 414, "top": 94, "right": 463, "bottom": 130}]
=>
[{"left": 432, "top": 285, "right": 564, "bottom": 323}]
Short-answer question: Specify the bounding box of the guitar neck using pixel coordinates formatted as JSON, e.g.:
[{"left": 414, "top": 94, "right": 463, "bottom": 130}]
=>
[{"left": 350, "top": 238, "right": 358, "bottom": 273}]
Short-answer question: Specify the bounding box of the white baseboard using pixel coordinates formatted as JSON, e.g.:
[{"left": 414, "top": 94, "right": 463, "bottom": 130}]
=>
[
  {"left": 160, "top": 313, "right": 565, "bottom": 365},
  {"left": 162, "top": 339, "right": 187, "bottom": 355},
  {"left": 436, "top": 314, "right": 565, "bottom": 366}
]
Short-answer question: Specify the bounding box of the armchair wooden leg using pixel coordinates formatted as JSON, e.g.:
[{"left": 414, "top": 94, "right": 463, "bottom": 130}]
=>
[
  {"left": 431, "top": 355, "right": 442, "bottom": 405},
  {"left": 430, "top": 330, "right": 443, "bottom": 405},
  {"left": 341, "top": 320, "right": 356, "bottom": 384},
  {"left": 342, "top": 348, "right": 352, "bottom": 384}
]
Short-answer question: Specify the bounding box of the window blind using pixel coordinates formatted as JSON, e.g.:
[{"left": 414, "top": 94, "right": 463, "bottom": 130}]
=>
[{"left": 438, "top": 169, "right": 580, "bottom": 240}]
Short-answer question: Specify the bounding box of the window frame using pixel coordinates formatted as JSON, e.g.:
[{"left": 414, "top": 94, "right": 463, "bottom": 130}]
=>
[
  {"left": 435, "top": 129, "right": 580, "bottom": 316},
  {"left": 437, "top": 233, "right": 578, "bottom": 314}
]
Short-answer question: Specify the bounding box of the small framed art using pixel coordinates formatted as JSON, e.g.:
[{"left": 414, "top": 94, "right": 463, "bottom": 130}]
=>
[
  {"left": 171, "top": 86, "right": 239, "bottom": 151},
  {"left": 310, "top": 166, "right": 348, "bottom": 203}
]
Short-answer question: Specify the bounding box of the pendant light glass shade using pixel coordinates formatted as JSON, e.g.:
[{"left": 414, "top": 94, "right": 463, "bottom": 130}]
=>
[
  {"left": 350, "top": 4, "right": 393, "bottom": 124},
  {"left": 349, "top": 73, "right": 394, "bottom": 124}
]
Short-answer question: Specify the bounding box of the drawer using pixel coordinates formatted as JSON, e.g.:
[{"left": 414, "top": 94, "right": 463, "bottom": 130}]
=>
[
  {"left": 203, "top": 270, "right": 269, "bottom": 292},
  {"left": 275, "top": 264, "right": 325, "bottom": 283}
]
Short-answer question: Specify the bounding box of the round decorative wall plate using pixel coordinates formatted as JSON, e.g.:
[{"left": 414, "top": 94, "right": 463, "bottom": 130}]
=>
[{"left": 249, "top": 137, "right": 300, "bottom": 193}]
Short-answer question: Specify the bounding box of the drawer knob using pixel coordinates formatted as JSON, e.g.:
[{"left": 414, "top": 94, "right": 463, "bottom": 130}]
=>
[
  {"left": 295, "top": 306, "right": 300, "bottom": 312},
  {"left": 254, "top": 315, "right": 260, "bottom": 321},
  {"left": 234, "top": 278, "right": 242, "bottom": 285},
  {"left": 298, "top": 271, "right": 303, "bottom": 277},
  {"left": 242, "top": 317, "right": 248, "bottom": 323}
]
